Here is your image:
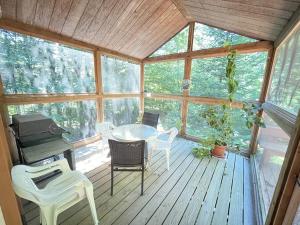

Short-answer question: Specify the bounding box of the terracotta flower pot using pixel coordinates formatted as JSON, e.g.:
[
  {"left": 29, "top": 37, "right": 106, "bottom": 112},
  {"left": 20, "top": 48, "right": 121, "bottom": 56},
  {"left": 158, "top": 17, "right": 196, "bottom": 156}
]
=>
[{"left": 211, "top": 145, "right": 226, "bottom": 158}]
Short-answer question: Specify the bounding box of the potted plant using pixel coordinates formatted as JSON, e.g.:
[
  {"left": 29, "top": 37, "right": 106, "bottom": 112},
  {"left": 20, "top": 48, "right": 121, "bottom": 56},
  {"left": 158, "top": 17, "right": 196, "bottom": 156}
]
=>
[
  {"left": 192, "top": 45, "right": 265, "bottom": 159},
  {"left": 193, "top": 46, "right": 237, "bottom": 158}
]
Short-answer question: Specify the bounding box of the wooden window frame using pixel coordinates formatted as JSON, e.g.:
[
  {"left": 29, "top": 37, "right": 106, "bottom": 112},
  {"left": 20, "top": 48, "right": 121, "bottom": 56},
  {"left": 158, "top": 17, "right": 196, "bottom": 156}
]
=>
[{"left": 142, "top": 22, "right": 273, "bottom": 155}]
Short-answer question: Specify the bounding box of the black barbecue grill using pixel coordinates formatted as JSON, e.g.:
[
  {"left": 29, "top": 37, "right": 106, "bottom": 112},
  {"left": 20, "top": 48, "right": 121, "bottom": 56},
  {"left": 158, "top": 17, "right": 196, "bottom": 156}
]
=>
[{"left": 10, "top": 113, "right": 75, "bottom": 170}]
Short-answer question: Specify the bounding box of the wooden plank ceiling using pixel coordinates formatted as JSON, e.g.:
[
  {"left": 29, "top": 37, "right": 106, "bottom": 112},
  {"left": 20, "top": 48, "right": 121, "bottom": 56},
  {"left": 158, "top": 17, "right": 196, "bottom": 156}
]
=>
[
  {"left": 172, "top": 0, "right": 300, "bottom": 41},
  {"left": 0, "top": 0, "right": 299, "bottom": 59},
  {"left": 0, "top": 0, "right": 188, "bottom": 59}
]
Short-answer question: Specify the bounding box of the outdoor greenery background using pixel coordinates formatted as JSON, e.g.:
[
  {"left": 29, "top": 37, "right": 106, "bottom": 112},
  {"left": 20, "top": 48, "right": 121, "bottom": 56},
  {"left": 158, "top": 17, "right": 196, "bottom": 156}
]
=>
[{"left": 0, "top": 23, "right": 275, "bottom": 149}]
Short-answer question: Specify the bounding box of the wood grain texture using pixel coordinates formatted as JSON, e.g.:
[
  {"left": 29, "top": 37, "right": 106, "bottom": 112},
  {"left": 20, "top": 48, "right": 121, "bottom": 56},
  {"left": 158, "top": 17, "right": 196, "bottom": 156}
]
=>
[
  {"left": 21, "top": 138, "right": 255, "bottom": 225},
  {"left": 0, "top": 18, "right": 142, "bottom": 63},
  {"left": 1, "top": 0, "right": 299, "bottom": 58},
  {"left": 1, "top": 0, "right": 188, "bottom": 59},
  {"left": 144, "top": 40, "right": 273, "bottom": 62},
  {"left": 175, "top": 0, "right": 300, "bottom": 41},
  {"left": 48, "top": 0, "right": 74, "bottom": 33},
  {"left": 72, "top": 0, "right": 104, "bottom": 39},
  {"left": 275, "top": 5, "right": 300, "bottom": 47},
  {"left": 0, "top": 113, "right": 23, "bottom": 225},
  {"left": 61, "top": 0, "right": 89, "bottom": 36},
  {"left": 16, "top": 0, "right": 37, "bottom": 24},
  {"left": 33, "top": 0, "right": 56, "bottom": 28},
  {"left": 0, "top": 0, "right": 16, "bottom": 19}
]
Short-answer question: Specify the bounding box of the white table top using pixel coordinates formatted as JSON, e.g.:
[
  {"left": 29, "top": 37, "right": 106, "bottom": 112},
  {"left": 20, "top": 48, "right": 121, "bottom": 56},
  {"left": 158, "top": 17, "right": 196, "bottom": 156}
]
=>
[{"left": 112, "top": 124, "right": 158, "bottom": 142}]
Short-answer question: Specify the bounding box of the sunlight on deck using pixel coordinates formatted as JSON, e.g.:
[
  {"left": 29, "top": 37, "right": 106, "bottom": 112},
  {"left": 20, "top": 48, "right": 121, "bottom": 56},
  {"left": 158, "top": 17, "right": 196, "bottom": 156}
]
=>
[{"left": 75, "top": 140, "right": 110, "bottom": 174}]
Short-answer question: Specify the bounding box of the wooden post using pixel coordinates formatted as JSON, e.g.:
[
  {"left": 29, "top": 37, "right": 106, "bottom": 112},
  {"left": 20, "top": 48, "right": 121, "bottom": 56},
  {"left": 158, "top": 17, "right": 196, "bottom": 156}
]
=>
[
  {"left": 140, "top": 62, "right": 145, "bottom": 113},
  {"left": 0, "top": 76, "right": 18, "bottom": 163},
  {"left": 0, "top": 113, "right": 23, "bottom": 225},
  {"left": 181, "top": 22, "right": 194, "bottom": 136},
  {"left": 249, "top": 48, "right": 275, "bottom": 154},
  {"left": 94, "top": 51, "right": 103, "bottom": 122},
  {"left": 282, "top": 179, "right": 300, "bottom": 225}
]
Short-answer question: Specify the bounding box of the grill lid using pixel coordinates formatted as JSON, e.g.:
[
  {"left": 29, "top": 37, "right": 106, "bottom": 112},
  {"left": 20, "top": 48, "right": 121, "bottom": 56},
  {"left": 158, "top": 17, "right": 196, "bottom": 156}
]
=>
[{"left": 11, "top": 113, "right": 65, "bottom": 138}]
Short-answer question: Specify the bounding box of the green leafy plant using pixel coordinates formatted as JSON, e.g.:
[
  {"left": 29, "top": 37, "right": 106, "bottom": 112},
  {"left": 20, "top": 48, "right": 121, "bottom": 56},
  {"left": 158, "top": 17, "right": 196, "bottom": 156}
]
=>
[
  {"left": 193, "top": 46, "right": 238, "bottom": 158},
  {"left": 192, "top": 137, "right": 214, "bottom": 158},
  {"left": 225, "top": 46, "right": 238, "bottom": 102},
  {"left": 193, "top": 45, "right": 266, "bottom": 159},
  {"left": 242, "top": 102, "right": 266, "bottom": 128}
]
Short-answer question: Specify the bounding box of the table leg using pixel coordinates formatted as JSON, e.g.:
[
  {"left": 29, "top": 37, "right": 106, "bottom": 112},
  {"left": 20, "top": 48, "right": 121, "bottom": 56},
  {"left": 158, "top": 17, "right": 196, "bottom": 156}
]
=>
[{"left": 64, "top": 149, "right": 76, "bottom": 170}]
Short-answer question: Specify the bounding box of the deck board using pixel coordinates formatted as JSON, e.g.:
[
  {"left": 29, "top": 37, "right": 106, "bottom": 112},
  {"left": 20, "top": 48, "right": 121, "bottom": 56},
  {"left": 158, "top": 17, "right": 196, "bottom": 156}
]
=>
[
  {"left": 228, "top": 154, "right": 245, "bottom": 225},
  {"left": 211, "top": 153, "right": 236, "bottom": 225},
  {"left": 23, "top": 138, "right": 256, "bottom": 225}
]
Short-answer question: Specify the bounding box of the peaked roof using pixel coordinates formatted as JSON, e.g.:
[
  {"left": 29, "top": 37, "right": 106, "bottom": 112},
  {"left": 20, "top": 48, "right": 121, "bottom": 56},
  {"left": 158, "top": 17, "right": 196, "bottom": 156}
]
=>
[
  {"left": 0, "top": 0, "right": 188, "bottom": 59},
  {"left": 0, "top": 0, "right": 299, "bottom": 59},
  {"left": 172, "top": 0, "right": 300, "bottom": 41}
]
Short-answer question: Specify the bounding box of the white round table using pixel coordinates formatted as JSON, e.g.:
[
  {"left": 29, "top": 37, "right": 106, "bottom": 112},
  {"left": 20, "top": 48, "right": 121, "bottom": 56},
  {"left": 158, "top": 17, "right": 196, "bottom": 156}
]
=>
[{"left": 112, "top": 124, "right": 158, "bottom": 142}]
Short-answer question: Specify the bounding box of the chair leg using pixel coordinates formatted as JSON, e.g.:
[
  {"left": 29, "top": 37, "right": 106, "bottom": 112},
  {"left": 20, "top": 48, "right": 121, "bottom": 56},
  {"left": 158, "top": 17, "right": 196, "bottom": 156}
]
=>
[
  {"left": 111, "top": 166, "right": 114, "bottom": 196},
  {"left": 141, "top": 166, "right": 144, "bottom": 196},
  {"left": 85, "top": 184, "right": 99, "bottom": 225},
  {"left": 166, "top": 149, "right": 170, "bottom": 171},
  {"left": 39, "top": 208, "right": 43, "bottom": 225},
  {"left": 41, "top": 206, "right": 57, "bottom": 225}
]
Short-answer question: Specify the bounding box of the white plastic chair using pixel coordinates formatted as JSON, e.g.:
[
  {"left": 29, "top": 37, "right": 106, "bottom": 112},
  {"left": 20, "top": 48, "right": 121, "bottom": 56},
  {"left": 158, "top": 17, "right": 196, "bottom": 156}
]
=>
[
  {"left": 148, "top": 127, "right": 178, "bottom": 170},
  {"left": 11, "top": 159, "right": 98, "bottom": 225},
  {"left": 96, "top": 122, "right": 115, "bottom": 147}
]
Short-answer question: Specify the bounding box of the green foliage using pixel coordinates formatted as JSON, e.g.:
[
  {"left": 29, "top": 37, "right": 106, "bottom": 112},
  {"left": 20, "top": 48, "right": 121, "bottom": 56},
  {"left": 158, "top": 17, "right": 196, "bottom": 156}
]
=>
[
  {"left": 0, "top": 29, "right": 140, "bottom": 142},
  {"left": 193, "top": 47, "right": 238, "bottom": 157},
  {"left": 192, "top": 136, "right": 214, "bottom": 159},
  {"left": 8, "top": 101, "right": 97, "bottom": 142},
  {"left": 200, "top": 105, "right": 234, "bottom": 146},
  {"left": 268, "top": 32, "right": 300, "bottom": 115},
  {"left": 144, "top": 98, "right": 181, "bottom": 130},
  {"left": 104, "top": 98, "right": 140, "bottom": 126},
  {"left": 144, "top": 61, "right": 184, "bottom": 95},
  {"left": 190, "top": 52, "right": 268, "bottom": 101},
  {"left": 0, "top": 29, "right": 95, "bottom": 94},
  {"left": 102, "top": 56, "right": 140, "bottom": 93},
  {"left": 150, "top": 26, "right": 189, "bottom": 57},
  {"left": 226, "top": 48, "right": 238, "bottom": 102},
  {"left": 242, "top": 102, "right": 266, "bottom": 129},
  {"left": 193, "top": 23, "right": 256, "bottom": 50},
  {"left": 192, "top": 146, "right": 211, "bottom": 159}
]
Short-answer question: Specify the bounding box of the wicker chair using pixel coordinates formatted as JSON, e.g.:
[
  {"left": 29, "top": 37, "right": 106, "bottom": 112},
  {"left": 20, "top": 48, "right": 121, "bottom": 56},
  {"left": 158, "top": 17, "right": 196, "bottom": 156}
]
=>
[
  {"left": 142, "top": 112, "right": 159, "bottom": 128},
  {"left": 108, "top": 139, "right": 145, "bottom": 196}
]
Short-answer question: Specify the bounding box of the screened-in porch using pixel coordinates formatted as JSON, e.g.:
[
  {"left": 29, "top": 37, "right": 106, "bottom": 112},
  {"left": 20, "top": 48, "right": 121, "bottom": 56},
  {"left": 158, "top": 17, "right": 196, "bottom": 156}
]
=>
[{"left": 0, "top": 1, "right": 300, "bottom": 225}]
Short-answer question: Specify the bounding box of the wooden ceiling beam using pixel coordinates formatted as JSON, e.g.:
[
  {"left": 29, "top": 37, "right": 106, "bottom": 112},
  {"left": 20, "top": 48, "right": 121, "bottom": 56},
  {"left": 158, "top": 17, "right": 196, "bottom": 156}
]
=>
[
  {"left": 0, "top": 18, "right": 142, "bottom": 63},
  {"left": 143, "top": 40, "right": 273, "bottom": 63},
  {"left": 170, "top": 0, "right": 194, "bottom": 20}
]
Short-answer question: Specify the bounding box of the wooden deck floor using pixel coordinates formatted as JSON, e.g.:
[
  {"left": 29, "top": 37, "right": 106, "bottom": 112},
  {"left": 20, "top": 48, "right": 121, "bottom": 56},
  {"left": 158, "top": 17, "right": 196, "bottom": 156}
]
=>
[{"left": 22, "top": 138, "right": 256, "bottom": 225}]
